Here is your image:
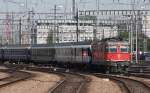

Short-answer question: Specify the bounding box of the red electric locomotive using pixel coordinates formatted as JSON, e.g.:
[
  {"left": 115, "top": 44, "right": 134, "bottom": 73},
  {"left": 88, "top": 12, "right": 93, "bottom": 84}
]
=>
[{"left": 92, "top": 38, "right": 130, "bottom": 72}]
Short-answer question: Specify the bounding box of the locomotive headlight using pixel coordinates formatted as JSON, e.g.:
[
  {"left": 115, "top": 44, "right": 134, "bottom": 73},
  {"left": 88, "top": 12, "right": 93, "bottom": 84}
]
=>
[{"left": 139, "top": 51, "right": 142, "bottom": 55}]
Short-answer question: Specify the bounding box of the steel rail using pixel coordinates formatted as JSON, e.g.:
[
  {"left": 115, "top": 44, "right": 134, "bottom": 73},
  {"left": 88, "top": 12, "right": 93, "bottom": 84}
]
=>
[
  {"left": 94, "top": 73, "right": 150, "bottom": 93},
  {"left": 0, "top": 70, "right": 31, "bottom": 88},
  {"left": 48, "top": 79, "right": 66, "bottom": 93},
  {"left": 48, "top": 72, "right": 87, "bottom": 93}
]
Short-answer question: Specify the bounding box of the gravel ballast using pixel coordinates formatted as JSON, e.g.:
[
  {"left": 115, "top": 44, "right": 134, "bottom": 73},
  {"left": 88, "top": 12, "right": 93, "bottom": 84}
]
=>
[
  {"left": 86, "top": 75, "right": 123, "bottom": 93},
  {"left": 0, "top": 66, "right": 11, "bottom": 79},
  {"left": 0, "top": 71, "right": 61, "bottom": 93},
  {"left": 0, "top": 72, "right": 9, "bottom": 79}
]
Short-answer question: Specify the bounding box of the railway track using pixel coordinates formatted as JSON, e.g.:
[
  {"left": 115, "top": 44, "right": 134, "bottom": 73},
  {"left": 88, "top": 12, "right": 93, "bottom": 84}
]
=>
[
  {"left": 17, "top": 65, "right": 88, "bottom": 93},
  {"left": 128, "top": 65, "right": 150, "bottom": 73},
  {"left": 128, "top": 73, "right": 150, "bottom": 79},
  {"left": 48, "top": 73, "right": 87, "bottom": 93},
  {"left": 95, "top": 73, "right": 150, "bottom": 93},
  {"left": 1, "top": 64, "right": 88, "bottom": 93},
  {"left": 0, "top": 69, "right": 32, "bottom": 88}
]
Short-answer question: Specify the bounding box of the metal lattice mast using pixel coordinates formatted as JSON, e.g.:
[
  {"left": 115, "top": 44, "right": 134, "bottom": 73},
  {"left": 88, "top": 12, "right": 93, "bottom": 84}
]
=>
[
  {"left": 5, "top": 13, "right": 12, "bottom": 45},
  {"left": 72, "top": 0, "right": 76, "bottom": 16}
]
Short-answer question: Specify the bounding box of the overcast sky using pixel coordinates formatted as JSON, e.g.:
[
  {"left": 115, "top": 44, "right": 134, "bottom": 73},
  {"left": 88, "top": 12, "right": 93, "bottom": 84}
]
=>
[{"left": 0, "top": 0, "right": 149, "bottom": 12}]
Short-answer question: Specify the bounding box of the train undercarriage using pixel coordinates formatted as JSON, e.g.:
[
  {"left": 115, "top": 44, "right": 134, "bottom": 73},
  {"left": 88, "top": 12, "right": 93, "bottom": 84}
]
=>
[
  {"left": 0, "top": 60, "right": 130, "bottom": 73},
  {"left": 90, "top": 61, "right": 130, "bottom": 73}
]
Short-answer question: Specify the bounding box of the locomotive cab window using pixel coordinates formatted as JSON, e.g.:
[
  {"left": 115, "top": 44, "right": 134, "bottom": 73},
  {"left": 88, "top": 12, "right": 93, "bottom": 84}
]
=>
[
  {"left": 105, "top": 46, "right": 117, "bottom": 53},
  {"left": 120, "top": 46, "right": 129, "bottom": 52},
  {"left": 110, "top": 48, "right": 117, "bottom": 53}
]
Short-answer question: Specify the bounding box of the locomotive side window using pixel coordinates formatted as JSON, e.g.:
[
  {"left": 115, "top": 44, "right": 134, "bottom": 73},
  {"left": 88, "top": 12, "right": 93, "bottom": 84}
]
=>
[{"left": 105, "top": 47, "right": 109, "bottom": 52}]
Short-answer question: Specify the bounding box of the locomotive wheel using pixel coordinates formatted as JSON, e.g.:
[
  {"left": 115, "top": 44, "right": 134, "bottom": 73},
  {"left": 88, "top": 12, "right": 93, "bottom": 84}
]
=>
[
  {"left": 123, "top": 66, "right": 129, "bottom": 73},
  {"left": 110, "top": 66, "right": 118, "bottom": 73},
  {"left": 106, "top": 67, "right": 118, "bottom": 73},
  {"left": 105, "top": 66, "right": 111, "bottom": 74}
]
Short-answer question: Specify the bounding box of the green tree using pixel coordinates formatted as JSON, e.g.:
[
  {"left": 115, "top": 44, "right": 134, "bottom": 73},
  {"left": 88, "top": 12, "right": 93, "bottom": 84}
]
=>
[
  {"left": 118, "top": 31, "right": 129, "bottom": 40},
  {"left": 147, "top": 38, "right": 150, "bottom": 51}
]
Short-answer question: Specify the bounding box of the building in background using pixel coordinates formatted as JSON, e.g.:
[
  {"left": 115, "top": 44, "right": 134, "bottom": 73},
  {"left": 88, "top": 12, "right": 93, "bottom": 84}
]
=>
[
  {"left": 58, "top": 24, "right": 94, "bottom": 43},
  {"left": 143, "top": 15, "right": 150, "bottom": 38},
  {"left": 21, "top": 31, "right": 31, "bottom": 44},
  {"left": 35, "top": 20, "right": 118, "bottom": 44}
]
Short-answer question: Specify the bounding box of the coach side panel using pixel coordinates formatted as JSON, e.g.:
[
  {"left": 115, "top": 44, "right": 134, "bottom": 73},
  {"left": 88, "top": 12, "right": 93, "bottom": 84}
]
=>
[
  {"left": 0, "top": 49, "right": 3, "bottom": 62},
  {"left": 31, "top": 48, "right": 55, "bottom": 63},
  {"left": 73, "top": 47, "right": 92, "bottom": 64},
  {"left": 55, "top": 48, "right": 72, "bottom": 63},
  {"left": 3, "top": 48, "right": 29, "bottom": 62},
  {"left": 55, "top": 47, "right": 92, "bottom": 64}
]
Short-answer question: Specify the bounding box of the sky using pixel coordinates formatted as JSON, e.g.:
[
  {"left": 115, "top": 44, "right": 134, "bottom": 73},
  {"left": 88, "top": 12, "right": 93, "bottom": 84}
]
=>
[{"left": 0, "top": 0, "right": 149, "bottom": 13}]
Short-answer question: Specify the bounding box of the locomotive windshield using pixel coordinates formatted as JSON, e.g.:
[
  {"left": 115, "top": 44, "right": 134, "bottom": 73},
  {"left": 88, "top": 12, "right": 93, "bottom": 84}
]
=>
[
  {"left": 105, "top": 46, "right": 117, "bottom": 53},
  {"left": 120, "top": 46, "right": 129, "bottom": 52}
]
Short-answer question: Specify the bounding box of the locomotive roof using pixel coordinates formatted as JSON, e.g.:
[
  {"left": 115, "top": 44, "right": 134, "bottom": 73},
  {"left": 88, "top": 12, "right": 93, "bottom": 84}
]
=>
[
  {"left": 101, "top": 37, "right": 123, "bottom": 41},
  {"left": 106, "top": 41, "right": 129, "bottom": 46}
]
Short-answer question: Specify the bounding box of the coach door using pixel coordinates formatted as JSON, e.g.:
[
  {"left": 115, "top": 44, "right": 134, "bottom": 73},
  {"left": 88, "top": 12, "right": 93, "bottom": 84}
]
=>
[{"left": 82, "top": 48, "right": 91, "bottom": 64}]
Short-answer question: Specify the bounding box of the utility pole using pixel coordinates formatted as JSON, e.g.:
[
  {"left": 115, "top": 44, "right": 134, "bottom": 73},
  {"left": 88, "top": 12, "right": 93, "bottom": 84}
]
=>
[
  {"left": 25, "top": 0, "right": 28, "bottom": 9},
  {"left": 28, "top": 10, "right": 35, "bottom": 45},
  {"left": 93, "top": 17, "right": 97, "bottom": 41},
  {"left": 51, "top": 4, "right": 63, "bottom": 43},
  {"left": 144, "top": 15, "right": 147, "bottom": 52},
  {"left": 5, "top": 13, "right": 12, "bottom": 45},
  {"left": 76, "top": 8, "right": 79, "bottom": 42},
  {"left": 130, "top": 0, "right": 135, "bottom": 64},
  {"left": 135, "top": 10, "right": 139, "bottom": 64},
  {"left": 131, "top": 0, "right": 138, "bottom": 64},
  {"left": 96, "top": 0, "right": 100, "bottom": 10},
  {"left": 19, "top": 18, "right": 21, "bottom": 45},
  {"left": 54, "top": 5, "right": 57, "bottom": 22},
  {"left": 54, "top": 5, "right": 58, "bottom": 43}
]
